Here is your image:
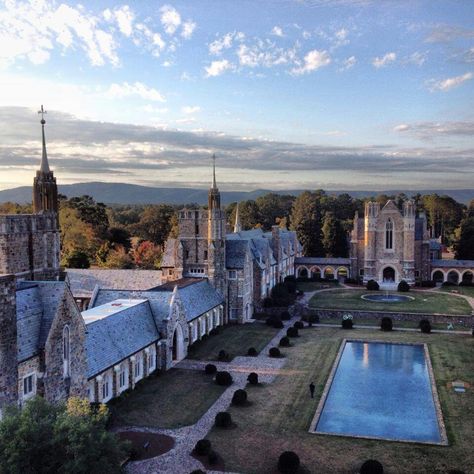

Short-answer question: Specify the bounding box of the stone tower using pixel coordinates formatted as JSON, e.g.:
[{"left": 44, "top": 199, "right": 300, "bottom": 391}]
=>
[
  {"left": 233, "top": 203, "right": 242, "bottom": 233},
  {"left": 33, "top": 105, "right": 58, "bottom": 214},
  {"left": 207, "top": 155, "right": 226, "bottom": 297},
  {"left": 0, "top": 275, "right": 18, "bottom": 415},
  {"left": 363, "top": 201, "right": 379, "bottom": 282},
  {"left": 401, "top": 200, "right": 416, "bottom": 283}
]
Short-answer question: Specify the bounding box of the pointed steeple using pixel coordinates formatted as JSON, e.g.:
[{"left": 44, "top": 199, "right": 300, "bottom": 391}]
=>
[
  {"left": 212, "top": 153, "right": 217, "bottom": 189},
  {"left": 234, "top": 203, "right": 242, "bottom": 233},
  {"left": 38, "top": 105, "right": 50, "bottom": 173},
  {"left": 208, "top": 153, "right": 221, "bottom": 211}
]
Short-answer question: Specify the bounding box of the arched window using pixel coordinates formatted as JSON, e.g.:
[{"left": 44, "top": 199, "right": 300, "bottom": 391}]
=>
[
  {"left": 385, "top": 219, "right": 393, "bottom": 250},
  {"left": 63, "top": 326, "right": 70, "bottom": 378}
]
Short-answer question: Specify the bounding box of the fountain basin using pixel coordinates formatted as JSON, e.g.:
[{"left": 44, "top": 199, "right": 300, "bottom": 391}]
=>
[{"left": 361, "top": 293, "right": 414, "bottom": 303}]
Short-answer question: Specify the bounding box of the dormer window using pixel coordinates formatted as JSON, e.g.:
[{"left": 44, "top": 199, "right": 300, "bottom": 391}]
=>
[{"left": 385, "top": 219, "right": 393, "bottom": 250}]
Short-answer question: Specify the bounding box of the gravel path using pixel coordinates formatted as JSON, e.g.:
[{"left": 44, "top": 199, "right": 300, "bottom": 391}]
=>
[{"left": 123, "top": 315, "right": 299, "bottom": 474}]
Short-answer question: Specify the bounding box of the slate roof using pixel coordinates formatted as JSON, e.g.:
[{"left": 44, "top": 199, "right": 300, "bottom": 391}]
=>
[
  {"left": 83, "top": 299, "right": 160, "bottom": 378},
  {"left": 15, "top": 281, "right": 67, "bottom": 363},
  {"left": 415, "top": 217, "right": 425, "bottom": 240},
  {"left": 66, "top": 269, "right": 163, "bottom": 297},
  {"left": 225, "top": 239, "right": 249, "bottom": 269},
  {"left": 161, "top": 238, "right": 176, "bottom": 268},
  {"left": 92, "top": 279, "right": 224, "bottom": 325},
  {"left": 431, "top": 259, "right": 474, "bottom": 269}
]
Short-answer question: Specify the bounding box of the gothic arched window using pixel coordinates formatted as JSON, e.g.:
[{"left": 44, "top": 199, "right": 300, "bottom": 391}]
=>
[
  {"left": 385, "top": 219, "right": 393, "bottom": 250},
  {"left": 63, "top": 326, "right": 70, "bottom": 378}
]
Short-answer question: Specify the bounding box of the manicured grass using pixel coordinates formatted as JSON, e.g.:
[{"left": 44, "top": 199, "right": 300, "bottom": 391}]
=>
[
  {"left": 187, "top": 322, "right": 279, "bottom": 361},
  {"left": 317, "top": 318, "right": 453, "bottom": 330},
  {"left": 309, "top": 289, "right": 472, "bottom": 315},
  {"left": 206, "top": 327, "right": 474, "bottom": 473},
  {"left": 296, "top": 280, "right": 339, "bottom": 292},
  {"left": 109, "top": 369, "right": 225, "bottom": 429},
  {"left": 438, "top": 286, "right": 474, "bottom": 298}
]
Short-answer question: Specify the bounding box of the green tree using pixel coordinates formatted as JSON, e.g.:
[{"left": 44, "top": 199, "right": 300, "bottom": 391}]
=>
[
  {"left": 322, "top": 211, "right": 348, "bottom": 257},
  {"left": 67, "top": 196, "right": 109, "bottom": 239},
  {"left": 255, "top": 193, "right": 295, "bottom": 230},
  {"left": 131, "top": 204, "right": 175, "bottom": 246},
  {"left": 132, "top": 240, "right": 162, "bottom": 269},
  {"left": 63, "top": 249, "right": 90, "bottom": 269},
  {"left": 107, "top": 227, "right": 131, "bottom": 251},
  {"left": 104, "top": 246, "right": 134, "bottom": 269},
  {"left": 454, "top": 217, "right": 474, "bottom": 260},
  {"left": 228, "top": 200, "right": 261, "bottom": 230}
]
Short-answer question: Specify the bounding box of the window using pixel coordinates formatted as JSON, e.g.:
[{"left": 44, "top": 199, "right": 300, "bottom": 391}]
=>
[
  {"left": 148, "top": 347, "right": 156, "bottom": 372},
  {"left": 359, "top": 269, "right": 364, "bottom": 276},
  {"left": 195, "top": 224, "right": 199, "bottom": 234},
  {"left": 228, "top": 270, "right": 237, "bottom": 279},
  {"left": 204, "top": 250, "right": 208, "bottom": 260},
  {"left": 385, "top": 219, "right": 393, "bottom": 250},
  {"left": 102, "top": 377, "right": 110, "bottom": 400},
  {"left": 63, "top": 326, "right": 70, "bottom": 378},
  {"left": 230, "top": 308, "right": 239, "bottom": 320},
  {"left": 134, "top": 355, "right": 142, "bottom": 380},
  {"left": 23, "top": 374, "right": 35, "bottom": 397},
  {"left": 415, "top": 270, "right": 420, "bottom": 278},
  {"left": 119, "top": 365, "right": 128, "bottom": 389},
  {"left": 185, "top": 250, "right": 190, "bottom": 259}
]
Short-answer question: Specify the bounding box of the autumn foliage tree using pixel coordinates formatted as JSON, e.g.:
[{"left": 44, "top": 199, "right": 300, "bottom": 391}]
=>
[{"left": 132, "top": 240, "right": 162, "bottom": 269}]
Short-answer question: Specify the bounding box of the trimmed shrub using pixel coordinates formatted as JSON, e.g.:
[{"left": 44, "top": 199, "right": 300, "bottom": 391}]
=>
[
  {"left": 284, "top": 275, "right": 297, "bottom": 294},
  {"left": 286, "top": 327, "right": 299, "bottom": 338},
  {"left": 278, "top": 451, "right": 300, "bottom": 474},
  {"left": 294, "top": 321, "right": 304, "bottom": 329},
  {"left": 204, "top": 363, "right": 217, "bottom": 375},
  {"left": 366, "top": 279, "right": 379, "bottom": 291},
  {"left": 342, "top": 318, "right": 353, "bottom": 329},
  {"left": 271, "top": 282, "right": 294, "bottom": 307},
  {"left": 419, "top": 319, "right": 432, "bottom": 334},
  {"left": 280, "top": 311, "right": 291, "bottom": 321},
  {"left": 193, "top": 439, "right": 211, "bottom": 456},
  {"left": 208, "top": 450, "right": 218, "bottom": 465},
  {"left": 231, "top": 389, "right": 248, "bottom": 406},
  {"left": 215, "top": 371, "right": 233, "bottom": 386},
  {"left": 209, "top": 328, "right": 220, "bottom": 336},
  {"left": 273, "top": 319, "right": 284, "bottom": 329},
  {"left": 459, "top": 281, "right": 474, "bottom": 287},
  {"left": 247, "top": 347, "right": 257, "bottom": 357},
  {"left": 214, "top": 411, "right": 232, "bottom": 428},
  {"left": 418, "top": 280, "right": 436, "bottom": 288},
  {"left": 269, "top": 347, "right": 281, "bottom": 358},
  {"left": 359, "top": 459, "right": 384, "bottom": 474},
  {"left": 247, "top": 372, "right": 259, "bottom": 385},
  {"left": 441, "top": 281, "right": 458, "bottom": 287},
  {"left": 190, "top": 471, "right": 206, "bottom": 474},
  {"left": 380, "top": 317, "right": 393, "bottom": 332},
  {"left": 266, "top": 316, "right": 280, "bottom": 326},
  {"left": 218, "top": 350, "right": 229, "bottom": 362},
  {"left": 279, "top": 336, "right": 290, "bottom": 347},
  {"left": 344, "top": 277, "right": 358, "bottom": 285},
  {"left": 398, "top": 280, "right": 410, "bottom": 292}
]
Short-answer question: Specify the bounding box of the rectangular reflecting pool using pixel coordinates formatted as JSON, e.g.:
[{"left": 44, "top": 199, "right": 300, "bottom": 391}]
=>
[{"left": 310, "top": 340, "right": 447, "bottom": 445}]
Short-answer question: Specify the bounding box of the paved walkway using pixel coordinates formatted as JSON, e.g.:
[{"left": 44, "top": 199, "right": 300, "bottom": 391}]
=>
[{"left": 123, "top": 315, "right": 298, "bottom": 474}]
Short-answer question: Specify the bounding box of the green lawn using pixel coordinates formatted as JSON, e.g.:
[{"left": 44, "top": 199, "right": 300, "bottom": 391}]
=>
[
  {"left": 309, "top": 289, "right": 472, "bottom": 315},
  {"left": 317, "top": 318, "right": 455, "bottom": 331},
  {"left": 438, "top": 286, "right": 474, "bottom": 298},
  {"left": 297, "top": 280, "right": 339, "bottom": 293},
  {"left": 187, "top": 322, "right": 279, "bottom": 361},
  {"left": 109, "top": 369, "right": 225, "bottom": 429},
  {"left": 206, "top": 327, "right": 474, "bottom": 473}
]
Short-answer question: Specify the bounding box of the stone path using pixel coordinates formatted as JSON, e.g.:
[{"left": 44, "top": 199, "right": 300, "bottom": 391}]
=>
[{"left": 123, "top": 315, "right": 298, "bottom": 474}]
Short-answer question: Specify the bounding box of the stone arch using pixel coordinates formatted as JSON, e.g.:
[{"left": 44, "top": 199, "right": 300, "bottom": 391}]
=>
[
  {"left": 461, "top": 270, "right": 473, "bottom": 284},
  {"left": 432, "top": 270, "right": 445, "bottom": 283},
  {"left": 172, "top": 323, "right": 185, "bottom": 362},
  {"left": 297, "top": 266, "right": 309, "bottom": 278},
  {"left": 310, "top": 266, "right": 321, "bottom": 279},
  {"left": 323, "top": 267, "right": 335, "bottom": 280},
  {"left": 336, "top": 266, "right": 348, "bottom": 279},
  {"left": 382, "top": 266, "right": 396, "bottom": 283},
  {"left": 447, "top": 270, "right": 460, "bottom": 284}
]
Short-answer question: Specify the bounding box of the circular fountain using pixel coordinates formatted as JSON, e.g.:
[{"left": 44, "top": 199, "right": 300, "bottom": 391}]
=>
[{"left": 361, "top": 293, "right": 414, "bottom": 303}]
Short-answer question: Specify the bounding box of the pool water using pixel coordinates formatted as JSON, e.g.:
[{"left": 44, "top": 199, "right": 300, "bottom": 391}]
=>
[{"left": 314, "top": 341, "right": 444, "bottom": 444}]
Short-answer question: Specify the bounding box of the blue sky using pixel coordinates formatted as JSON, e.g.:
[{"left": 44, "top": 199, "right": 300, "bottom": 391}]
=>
[{"left": 0, "top": 0, "right": 473, "bottom": 191}]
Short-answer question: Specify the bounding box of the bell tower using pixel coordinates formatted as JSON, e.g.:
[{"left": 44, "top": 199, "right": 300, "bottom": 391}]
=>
[{"left": 33, "top": 105, "right": 58, "bottom": 214}]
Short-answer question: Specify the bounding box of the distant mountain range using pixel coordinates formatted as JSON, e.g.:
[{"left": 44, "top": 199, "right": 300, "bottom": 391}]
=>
[{"left": 1, "top": 182, "right": 473, "bottom": 205}]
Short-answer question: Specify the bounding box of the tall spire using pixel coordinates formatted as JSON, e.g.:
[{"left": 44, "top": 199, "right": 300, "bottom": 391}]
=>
[
  {"left": 208, "top": 153, "right": 221, "bottom": 211},
  {"left": 38, "top": 105, "right": 50, "bottom": 173},
  {"left": 234, "top": 203, "right": 242, "bottom": 233},
  {"left": 212, "top": 153, "right": 217, "bottom": 189}
]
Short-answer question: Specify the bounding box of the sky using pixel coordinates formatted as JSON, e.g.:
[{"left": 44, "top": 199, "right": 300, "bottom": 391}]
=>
[{"left": 0, "top": 0, "right": 473, "bottom": 191}]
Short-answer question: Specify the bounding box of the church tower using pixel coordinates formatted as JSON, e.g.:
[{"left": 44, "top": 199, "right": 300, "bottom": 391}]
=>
[
  {"left": 33, "top": 105, "right": 58, "bottom": 214},
  {"left": 207, "top": 154, "right": 226, "bottom": 297}
]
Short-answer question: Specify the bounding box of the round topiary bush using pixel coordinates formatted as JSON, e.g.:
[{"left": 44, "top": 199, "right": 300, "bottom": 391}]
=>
[
  {"left": 287, "top": 327, "right": 299, "bottom": 338},
  {"left": 294, "top": 321, "right": 304, "bottom": 329},
  {"left": 419, "top": 319, "right": 432, "bottom": 334},
  {"left": 280, "top": 311, "right": 291, "bottom": 321},
  {"left": 214, "top": 411, "right": 232, "bottom": 428},
  {"left": 266, "top": 316, "right": 276, "bottom": 326},
  {"left": 247, "top": 372, "right": 259, "bottom": 385},
  {"left": 342, "top": 318, "right": 353, "bottom": 329},
  {"left": 209, "top": 328, "right": 220, "bottom": 336},
  {"left": 218, "top": 349, "right": 229, "bottom": 361},
  {"left": 231, "top": 389, "right": 248, "bottom": 406},
  {"left": 273, "top": 319, "right": 284, "bottom": 329},
  {"left": 247, "top": 347, "right": 258, "bottom": 357},
  {"left": 398, "top": 280, "right": 410, "bottom": 292},
  {"left": 380, "top": 317, "right": 393, "bottom": 332},
  {"left": 193, "top": 439, "right": 211, "bottom": 456},
  {"left": 269, "top": 347, "right": 281, "bottom": 358},
  {"left": 190, "top": 470, "right": 206, "bottom": 474},
  {"left": 359, "top": 459, "right": 384, "bottom": 474},
  {"left": 204, "top": 363, "right": 217, "bottom": 375},
  {"left": 366, "top": 279, "right": 380, "bottom": 291},
  {"left": 278, "top": 451, "right": 300, "bottom": 474},
  {"left": 208, "top": 450, "right": 218, "bottom": 465},
  {"left": 215, "top": 371, "right": 233, "bottom": 386},
  {"left": 279, "top": 336, "right": 290, "bottom": 347}
]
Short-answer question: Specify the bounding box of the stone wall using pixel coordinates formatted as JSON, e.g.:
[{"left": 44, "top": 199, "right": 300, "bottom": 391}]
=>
[
  {"left": 0, "top": 274, "right": 18, "bottom": 412},
  {"left": 315, "top": 308, "right": 473, "bottom": 327},
  {"left": 18, "top": 356, "right": 41, "bottom": 403}
]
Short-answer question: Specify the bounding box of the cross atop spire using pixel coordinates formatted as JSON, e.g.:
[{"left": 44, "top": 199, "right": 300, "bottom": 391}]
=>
[
  {"left": 212, "top": 153, "right": 217, "bottom": 189},
  {"left": 38, "top": 105, "right": 50, "bottom": 173}
]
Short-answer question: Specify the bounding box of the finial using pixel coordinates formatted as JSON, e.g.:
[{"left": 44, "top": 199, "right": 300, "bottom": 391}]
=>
[
  {"left": 212, "top": 153, "right": 216, "bottom": 189},
  {"left": 38, "top": 105, "right": 50, "bottom": 173}
]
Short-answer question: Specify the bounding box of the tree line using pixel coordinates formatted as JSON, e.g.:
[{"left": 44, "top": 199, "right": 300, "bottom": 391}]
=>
[{"left": 0, "top": 191, "right": 472, "bottom": 267}]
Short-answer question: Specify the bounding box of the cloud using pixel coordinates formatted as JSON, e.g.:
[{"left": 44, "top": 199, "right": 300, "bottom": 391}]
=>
[
  {"left": 393, "top": 121, "right": 474, "bottom": 140},
  {"left": 271, "top": 26, "right": 284, "bottom": 37},
  {"left": 372, "top": 52, "right": 396, "bottom": 68},
  {"left": 181, "top": 20, "right": 196, "bottom": 39},
  {"left": 427, "top": 72, "right": 473, "bottom": 92},
  {"left": 406, "top": 51, "right": 426, "bottom": 66},
  {"left": 112, "top": 5, "right": 134, "bottom": 37},
  {"left": 237, "top": 41, "right": 298, "bottom": 68},
  {"left": 182, "top": 106, "right": 201, "bottom": 114},
  {"left": 205, "top": 59, "right": 233, "bottom": 77},
  {"left": 425, "top": 25, "right": 474, "bottom": 43},
  {"left": 160, "top": 5, "right": 181, "bottom": 35},
  {"left": 291, "top": 49, "right": 331, "bottom": 75},
  {"left": 340, "top": 55, "right": 356, "bottom": 71},
  {"left": 209, "top": 31, "right": 244, "bottom": 55},
  {"left": 106, "top": 82, "right": 166, "bottom": 102}
]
